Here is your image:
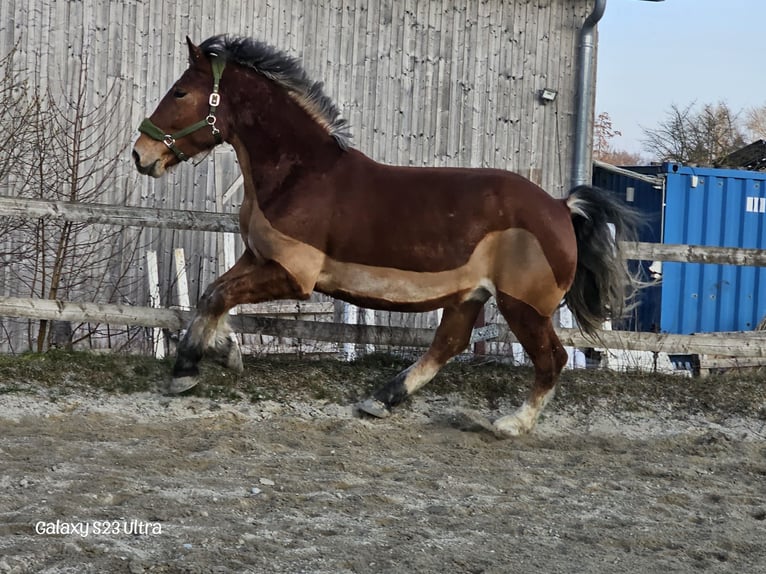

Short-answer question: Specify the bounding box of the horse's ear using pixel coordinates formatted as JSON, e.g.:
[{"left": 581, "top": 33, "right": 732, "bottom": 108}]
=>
[{"left": 186, "top": 37, "right": 203, "bottom": 65}]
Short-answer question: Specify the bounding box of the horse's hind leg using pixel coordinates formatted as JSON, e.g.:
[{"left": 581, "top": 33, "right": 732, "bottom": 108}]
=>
[
  {"left": 169, "top": 251, "right": 306, "bottom": 394},
  {"left": 357, "top": 299, "right": 485, "bottom": 417},
  {"left": 492, "top": 293, "right": 568, "bottom": 436}
]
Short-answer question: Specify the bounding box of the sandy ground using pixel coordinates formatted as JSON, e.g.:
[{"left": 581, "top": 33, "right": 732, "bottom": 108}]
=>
[{"left": 1, "top": 356, "right": 765, "bottom": 573}]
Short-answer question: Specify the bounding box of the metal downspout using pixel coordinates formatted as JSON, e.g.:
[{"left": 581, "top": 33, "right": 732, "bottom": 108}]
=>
[{"left": 571, "top": 0, "right": 607, "bottom": 188}]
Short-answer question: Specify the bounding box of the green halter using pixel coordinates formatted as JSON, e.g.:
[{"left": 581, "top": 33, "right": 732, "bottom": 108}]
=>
[{"left": 138, "top": 56, "right": 226, "bottom": 161}]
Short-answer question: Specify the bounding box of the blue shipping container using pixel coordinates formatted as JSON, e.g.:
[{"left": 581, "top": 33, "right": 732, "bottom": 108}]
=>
[{"left": 593, "top": 162, "right": 766, "bottom": 334}]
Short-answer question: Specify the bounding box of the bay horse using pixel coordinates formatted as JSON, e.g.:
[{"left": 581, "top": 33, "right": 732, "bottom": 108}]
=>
[{"left": 133, "top": 35, "right": 640, "bottom": 436}]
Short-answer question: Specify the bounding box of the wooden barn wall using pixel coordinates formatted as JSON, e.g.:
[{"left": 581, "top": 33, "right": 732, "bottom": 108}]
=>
[{"left": 0, "top": 0, "right": 593, "bottom": 352}]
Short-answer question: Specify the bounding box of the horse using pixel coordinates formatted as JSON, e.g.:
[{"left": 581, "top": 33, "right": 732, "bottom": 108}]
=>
[{"left": 133, "top": 35, "right": 641, "bottom": 436}]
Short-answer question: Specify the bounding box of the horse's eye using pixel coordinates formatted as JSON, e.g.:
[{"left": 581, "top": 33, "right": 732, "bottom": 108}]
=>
[{"left": 173, "top": 88, "right": 187, "bottom": 99}]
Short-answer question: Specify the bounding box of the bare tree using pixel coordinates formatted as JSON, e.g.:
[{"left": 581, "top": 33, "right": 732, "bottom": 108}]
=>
[
  {"left": 641, "top": 102, "right": 747, "bottom": 165},
  {"left": 745, "top": 104, "right": 766, "bottom": 141},
  {"left": 593, "top": 111, "right": 643, "bottom": 165},
  {"left": 1, "top": 44, "right": 144, "bottom": 352},
  {"left": 593, "top": 112, "right": 621, "bottom": 159},
  {"left": 0, "top": 45, "right": 48, "bottom": 269}
]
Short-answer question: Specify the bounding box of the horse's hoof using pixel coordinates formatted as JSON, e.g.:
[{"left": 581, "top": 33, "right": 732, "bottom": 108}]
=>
[
  {"left": 163, "top": 376, "right": 199, "bottom": 395},
  {"left": 227, "top": 347, "right": 243, "bottom": 372},
  {"left": 356, "top": 398, "right": 391, "bottom": 419},
  {"left": 211, "top": 333, "right": 243, "bottom": 372},
  {"left": 491, "top": 415, "right": 530, "bottom": 438}
]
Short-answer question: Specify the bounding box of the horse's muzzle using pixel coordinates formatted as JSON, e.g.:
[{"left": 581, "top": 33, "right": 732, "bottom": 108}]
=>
[{"left": 132, "top": 149, "right": 160, "bottom": 177}]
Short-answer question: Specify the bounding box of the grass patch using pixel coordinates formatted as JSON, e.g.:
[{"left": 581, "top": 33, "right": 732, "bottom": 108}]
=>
[
  {"left": 0, "top": 350, "right": 169, "bottom": 394},
  {"left": 0, "top": 350, "right": 763, "bottom": 417}
]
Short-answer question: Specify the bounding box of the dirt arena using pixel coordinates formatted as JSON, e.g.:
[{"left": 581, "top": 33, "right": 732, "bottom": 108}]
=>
[{"left": 1, "top": 352, "right": 765, "bottom": 573}]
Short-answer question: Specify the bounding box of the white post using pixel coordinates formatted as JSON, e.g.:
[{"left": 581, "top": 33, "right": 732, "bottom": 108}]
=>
[
  {"left": 223, "top": 234, "right": 238, "bottom": 316},
  {"left": 342, "top": 303, "right": 358, "bottom": 361},
  {"left": 146, "top": 250, "right": 165, "bottom": 359},
  {"left": 173, "top": 248, "right": 190, "bottom": 310},
  {"left": 362, "top": 307, "right": 375, "bottom": 354},
  {"left": 559, "top": 305, "right": 585, "bottom": 369}
]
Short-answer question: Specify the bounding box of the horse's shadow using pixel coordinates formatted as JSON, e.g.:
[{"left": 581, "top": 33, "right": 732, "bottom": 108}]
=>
[{"left": 428, "top": 408, "right": 512, "bottom": 441}]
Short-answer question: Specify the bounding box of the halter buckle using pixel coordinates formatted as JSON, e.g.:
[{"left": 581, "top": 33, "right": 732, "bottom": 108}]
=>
[
  {"left": 209, "top": 93, "right": 221, "bottom": 107},
  {"left": 163, "top": 134, "right": 176, "bottom": 148},
  {"left": 207, "top": 115, "right": 220, "bottom": 133}
]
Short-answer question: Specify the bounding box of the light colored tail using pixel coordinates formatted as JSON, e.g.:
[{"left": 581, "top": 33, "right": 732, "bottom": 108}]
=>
[{"left": 563, "top": 185, "right": 643, "bottom": 335}]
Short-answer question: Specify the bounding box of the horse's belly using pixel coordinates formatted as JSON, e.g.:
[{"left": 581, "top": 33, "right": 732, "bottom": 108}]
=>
[
  {"left": 316, "top": 228, "right": 568, "bottom": 315},
  {"left": 315, "top": 258, "right": 487, "bottom": 311}
]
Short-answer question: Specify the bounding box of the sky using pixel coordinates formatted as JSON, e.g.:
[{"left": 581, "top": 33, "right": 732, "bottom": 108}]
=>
[{"left": 595, "top": 0, "right": 766, "bottom": 158}]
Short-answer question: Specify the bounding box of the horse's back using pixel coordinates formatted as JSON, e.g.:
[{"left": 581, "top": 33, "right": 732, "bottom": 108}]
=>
[
  {"left": 336, "top": 152, "right": 576, "bottom": 273},
  {"left": 301, "top": 153, "right": 577, "bottom": 314}
]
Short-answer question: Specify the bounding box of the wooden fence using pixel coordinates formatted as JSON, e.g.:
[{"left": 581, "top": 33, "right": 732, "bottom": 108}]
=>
[
  {"left": 2, "top": 195, "right": 766, "bottom": 361},
  {"left": 5, "top": 196, "right": 766, "bottom": 266},
  {"left": 2, "top": 295, "right": 766, "bottom": 359}
]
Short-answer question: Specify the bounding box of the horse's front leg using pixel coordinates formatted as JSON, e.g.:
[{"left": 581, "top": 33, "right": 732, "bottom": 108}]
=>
[{"left": 168, "top": 251, "right": 307, "bottom": 393}]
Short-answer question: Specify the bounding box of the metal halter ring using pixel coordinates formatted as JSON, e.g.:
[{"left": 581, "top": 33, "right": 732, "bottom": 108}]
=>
[{"left": 206, "top": 115, "right": 219, "bottom": 135}]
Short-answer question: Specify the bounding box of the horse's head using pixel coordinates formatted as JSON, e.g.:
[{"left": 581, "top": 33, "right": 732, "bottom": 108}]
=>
[{"left": 133, "top": 38, "right": 227, "bottom": 177}]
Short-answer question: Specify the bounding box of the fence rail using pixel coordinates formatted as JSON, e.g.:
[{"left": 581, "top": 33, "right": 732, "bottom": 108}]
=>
[
  {"left": 4, "top": 196, "right": 766, "bottom": 266},
  {"left": 0, "top": 196, "right": 239, "bottom": 233},
  {"left": 3, "top": 196, "right": 766, "bottom": 361},
  {"left": 2, "top": 296, "right": 765, "bottom": 358}
]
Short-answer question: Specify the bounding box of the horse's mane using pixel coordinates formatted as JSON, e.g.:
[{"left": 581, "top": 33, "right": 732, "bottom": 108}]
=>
[{"left": 199, "top": 35, "right": 352, "bottom": 150}]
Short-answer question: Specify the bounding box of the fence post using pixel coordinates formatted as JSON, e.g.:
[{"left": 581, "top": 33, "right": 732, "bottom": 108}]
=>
[
  {"left": 173, "top": 248, "right": 190, "bottom": 311},
  {"left": 559, "top": 306, "right": 585, "bottom": 369},
  {"left": 342, "top": 303, "right": 358, "bottom": 361},
  {"left": 146, "top": 250, "right": 165, "bottom": 359},
  {"left": 362, "top": 307, "right": 375, "bottom": 354}
]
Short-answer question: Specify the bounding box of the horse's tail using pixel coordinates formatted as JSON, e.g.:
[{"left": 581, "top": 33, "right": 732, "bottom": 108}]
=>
[{"left": 563, "top": 185, "right": 644, "bottom": 335}]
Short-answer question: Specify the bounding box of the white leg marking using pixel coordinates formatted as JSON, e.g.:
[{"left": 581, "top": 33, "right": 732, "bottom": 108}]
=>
[
  {"left": 402, "top": 358, "right": 441, "bottom": 395},
  {"left": 493, "top": 387, "right": 556, "bottom": 436},
  {"left": 223, "top": 332, "right": 243, "bottom": 372}
]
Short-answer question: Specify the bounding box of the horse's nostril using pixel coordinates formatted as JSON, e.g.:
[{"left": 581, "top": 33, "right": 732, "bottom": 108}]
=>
[{"left": 132, "top": 149, "right": 157, "bottom": 176}]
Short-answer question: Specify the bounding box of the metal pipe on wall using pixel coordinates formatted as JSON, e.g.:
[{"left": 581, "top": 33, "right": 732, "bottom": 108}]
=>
[{"left": 571, "top": 0, "right": 607, "bottom": 188}]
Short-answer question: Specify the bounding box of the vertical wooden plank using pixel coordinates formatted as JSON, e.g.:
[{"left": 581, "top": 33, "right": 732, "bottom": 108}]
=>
[
  {"left": 397, "top": 0, "right": 416, "bottom": 165},
  {"left": 372, "top": 1, "right": 391, "bottom": 163},
  {"left": 446, "top": 0, "right": 465, "bottom": 166},
  {"left": 459, "top": 0, "right": 476, "bottom": 167},
  {"left": 0, "top": 0, "right": 12, "bottom": 49},
  {"left": 362, "top": 307, "right": 375, "bottom": 354},
  {"left": 214, "top": 149, "right": 227, "bottom": 278},
  {"left": 349, "top": 0, "right": 367, "bottom": 154},
  {"left": 325, "top": 0, "right": 342, "bottom": 128},
  {"left": 337, "top": 0, "right": 356, "bottom": 146},
  {"left": 411, "top": 0, "right": 428, "bottom": 166},
  {"left": 470, "top": 0, "right": 491, "bottom": 168},
  {"left": 341, "top": 303, "right": 357, "bottom": 360},
  {"left": 543, "top": 0, "right": 565, "bottom": 195},
  {"left": 507, "top": 0, "right": 528, "bottom": 175},
  {"left": 146, "top": 250, "right": 165, "bottom": 359},
  {"left": 422, "top": 0, "right": 438, "bottom": 166},
  {"left": 388, "top": 0, "right": 402, "bottom": 164},
  {"left": 482, "top": 0, "right": 503, "bottom": 169},
  {"left": 434, "top": 0, "right": 451, "bottom": 164},
  {"left": 173, "top": 248, "right": 191, "bottom": 310}
]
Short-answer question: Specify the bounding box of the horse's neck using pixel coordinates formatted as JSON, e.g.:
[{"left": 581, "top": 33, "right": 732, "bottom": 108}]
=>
[
  {"left": 230, "top": 76, "right": 336, "bottom": 160},
  {"left": 226, "top": 74, "right": 346, "bottom": 201},
  {"left": 229, "top": 128, "right": 343, "bottom": 205}
]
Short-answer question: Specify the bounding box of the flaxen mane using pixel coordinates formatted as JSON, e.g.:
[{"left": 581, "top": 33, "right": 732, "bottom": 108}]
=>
[{"left": 199, "top": 34, "right": 352, "bottom": 149}]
